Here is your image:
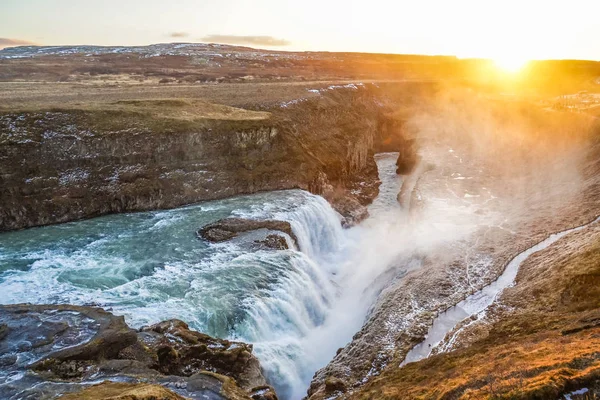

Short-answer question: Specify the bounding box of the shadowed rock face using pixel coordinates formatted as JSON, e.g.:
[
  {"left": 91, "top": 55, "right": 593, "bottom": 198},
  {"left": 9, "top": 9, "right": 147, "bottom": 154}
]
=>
[
  {"left": 198, "top": 218, "right": 298, "bottom": 246},
  {"left": 395, "top": 138, "right": 419, "bottom": 175},
  {"left": 0, "top": 304, "right": 277, "bottom": 400}
]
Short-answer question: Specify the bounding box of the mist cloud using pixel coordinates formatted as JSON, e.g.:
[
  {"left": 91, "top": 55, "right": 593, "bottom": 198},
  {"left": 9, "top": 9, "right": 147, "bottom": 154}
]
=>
[
  {"left": 0, "top": 38, "right": 37, "bottom": 49},
  {"left": 169, "top": 32, "right": 189, "bottom": 38},
  {"left": 201, "top": 35, "right": 290, "bottom": 47}
]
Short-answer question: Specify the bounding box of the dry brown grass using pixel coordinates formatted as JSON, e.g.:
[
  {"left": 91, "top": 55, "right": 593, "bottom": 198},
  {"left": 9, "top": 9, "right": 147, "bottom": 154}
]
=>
[
  {"left": 0, "top": 80, "right": 334, "bottom": 111},
  {"left": 62, "top": 99, "right": 270, "bottom": 121}
]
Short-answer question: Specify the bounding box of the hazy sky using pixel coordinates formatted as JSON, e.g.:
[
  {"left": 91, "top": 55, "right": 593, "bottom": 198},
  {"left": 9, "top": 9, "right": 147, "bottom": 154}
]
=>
[{"left": 1, "top": 0, "right": 599, "bottom": 61}]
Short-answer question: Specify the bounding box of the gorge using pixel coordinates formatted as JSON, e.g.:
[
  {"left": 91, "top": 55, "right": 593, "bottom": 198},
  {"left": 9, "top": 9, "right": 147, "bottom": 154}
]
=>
[{"left": 0, "top": 44, "right": 599, "bottom": 400}]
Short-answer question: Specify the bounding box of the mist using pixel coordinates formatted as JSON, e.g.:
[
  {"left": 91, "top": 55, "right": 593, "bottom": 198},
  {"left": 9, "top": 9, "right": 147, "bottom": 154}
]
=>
[{"left": 266, "top": 86, "right": 598, "bottom": 399}]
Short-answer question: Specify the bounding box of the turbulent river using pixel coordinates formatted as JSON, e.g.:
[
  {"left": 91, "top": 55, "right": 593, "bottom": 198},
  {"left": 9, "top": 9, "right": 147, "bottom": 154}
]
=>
[{"left": 0, "top": 154, "right": 403, "bottom": 399}]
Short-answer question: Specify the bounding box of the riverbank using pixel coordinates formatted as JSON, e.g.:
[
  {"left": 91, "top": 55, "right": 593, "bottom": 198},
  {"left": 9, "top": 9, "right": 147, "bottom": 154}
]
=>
[{"left": 0, "top": 304, "right": 276, "bottom": 400}]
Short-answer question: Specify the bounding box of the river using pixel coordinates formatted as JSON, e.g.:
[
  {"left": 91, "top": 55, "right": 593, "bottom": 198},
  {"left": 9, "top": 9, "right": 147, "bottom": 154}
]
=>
[{"left": 0, "top": 154, "right": 405, "bottom": 399}]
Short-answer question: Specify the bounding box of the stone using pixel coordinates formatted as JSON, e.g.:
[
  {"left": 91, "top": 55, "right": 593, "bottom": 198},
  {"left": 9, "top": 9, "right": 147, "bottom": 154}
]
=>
[
  {"left": 198, "top": 218, "right": 298, "bottom": 246},
  {"left": 254, "top": 234, "right": 289, "bottom": 250},
  {"left": 139, "top": 319, "right": 267, "bottom": 390},
  {"left": 0, "top": 305, "right": 272, "bottom": 400}
]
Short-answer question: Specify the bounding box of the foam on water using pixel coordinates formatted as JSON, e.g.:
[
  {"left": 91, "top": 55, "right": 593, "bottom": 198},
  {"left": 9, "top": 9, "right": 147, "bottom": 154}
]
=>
[
  {"left": 0, "top": 153, "right": 418, "bottom": 399},
  {"left": 0, "top": 188, "right": 351, "bottom": 398}
]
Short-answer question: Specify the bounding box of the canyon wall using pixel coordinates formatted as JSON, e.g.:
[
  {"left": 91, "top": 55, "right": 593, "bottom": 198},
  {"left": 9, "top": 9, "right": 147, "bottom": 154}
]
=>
[{"left": 0, "top": 85, "right": 412, "bottom": 231}]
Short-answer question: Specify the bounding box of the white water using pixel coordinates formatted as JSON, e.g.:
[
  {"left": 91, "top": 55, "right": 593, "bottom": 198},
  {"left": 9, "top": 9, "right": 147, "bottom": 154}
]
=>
[
  {"left": 0, "top": 149, "right": 500, "bottom": 400},
  {"left": 246, "top": 153, "right": 406, "bottom": 398},
  {"left": 0, "top": 190, "right": 347, "bottom": 394},
  {"left": 402, "top": 215, "right": 600, "bottom": 365},
  {"left": 255, "top": 152, "right": 484, "bottom": 398},
  {"left": 0, "top": 152, "right": 414, "bottom": 400}
]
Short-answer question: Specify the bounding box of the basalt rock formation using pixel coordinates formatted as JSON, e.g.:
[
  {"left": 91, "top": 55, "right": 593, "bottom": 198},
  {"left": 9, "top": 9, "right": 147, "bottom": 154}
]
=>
[
  {"left": 0, "top": 85, "right": 415, "bottom": 232},
  {"left": 0, "top": 304, "right": 277, "bottom": 400}
]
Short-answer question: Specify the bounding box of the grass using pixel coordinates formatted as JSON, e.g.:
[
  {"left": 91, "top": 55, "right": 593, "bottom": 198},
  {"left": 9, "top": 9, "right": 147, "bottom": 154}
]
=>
[
  {"left": 63, "top": 98, "right": 271, "bottom": 121},
  {"left": 0, "top": 100, "right": 274, "bottom": 146}
]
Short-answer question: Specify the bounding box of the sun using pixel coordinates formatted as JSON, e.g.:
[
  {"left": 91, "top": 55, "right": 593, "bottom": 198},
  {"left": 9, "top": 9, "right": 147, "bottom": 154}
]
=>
[{"left": 493, "top": 56, "right": 529, "bottom": 73}]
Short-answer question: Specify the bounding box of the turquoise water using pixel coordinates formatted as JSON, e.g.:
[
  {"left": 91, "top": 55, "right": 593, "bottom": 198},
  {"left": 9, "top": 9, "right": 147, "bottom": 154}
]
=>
[
  {"left": 0, "top": 153, "right": 406, "bottom": 399},
  {"left": 0, "top": 188, "right": 351, "bottom": 399},
  {"left": 0, "top": 190, "right": 344, "bottom": 337}
]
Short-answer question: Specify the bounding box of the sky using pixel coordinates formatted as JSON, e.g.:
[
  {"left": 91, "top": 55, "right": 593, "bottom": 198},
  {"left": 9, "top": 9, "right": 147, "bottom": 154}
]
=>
[{"left": 1, "top": 0, "right": 599, "bottom": 62}]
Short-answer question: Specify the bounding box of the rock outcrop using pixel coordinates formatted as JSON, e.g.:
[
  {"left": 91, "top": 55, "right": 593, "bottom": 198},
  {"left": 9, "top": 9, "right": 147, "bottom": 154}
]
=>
[
  {"left": 137, "top": 319, "right": 265, "bottom": 390},
  {"left": 0, "top": 304, "right": 277, "bottom": 400},
  {"left": 60, "top": 382, "right": 187, "bottom": 400},
  {"left": 198, "top": 218, "right": 297, "bottom": 246}
]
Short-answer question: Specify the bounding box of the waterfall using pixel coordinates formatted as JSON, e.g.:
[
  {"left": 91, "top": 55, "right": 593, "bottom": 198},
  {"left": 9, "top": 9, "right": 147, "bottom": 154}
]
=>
[
  {"left": 228, "top": 191, "right": 350, "bottom": 398},
  {"left": 233, "top": 190, "right": 346, "bottom": 261},
  {"left": 0, "top": 179, "right": 393, "bottom": 400},
  {"left": 229, "top": 158, "right": 406, "bottom": 400}
]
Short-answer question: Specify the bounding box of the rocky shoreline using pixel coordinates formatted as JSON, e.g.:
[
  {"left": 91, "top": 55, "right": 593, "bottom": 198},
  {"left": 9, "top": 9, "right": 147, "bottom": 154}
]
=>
[{"left": 0, "top": 304, "right": 277, "bottom": 400}]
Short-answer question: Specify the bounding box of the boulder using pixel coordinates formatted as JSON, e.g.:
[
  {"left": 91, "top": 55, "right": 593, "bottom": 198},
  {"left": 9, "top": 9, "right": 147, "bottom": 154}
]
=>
[
  {"left": 198, "top": 218, "right": 298, "bottom": 246},
  {"left": 0, "top": 304, "right": 137, "bottom": 380},
  {"left": 254, "top": 234, "right": 289, "bottom": 250},
  {"left": 137, "top": 319, "right": 267, "bottom": 390},
  {"left": 327, "top": 195, "right": 369, "bottom": 228}
]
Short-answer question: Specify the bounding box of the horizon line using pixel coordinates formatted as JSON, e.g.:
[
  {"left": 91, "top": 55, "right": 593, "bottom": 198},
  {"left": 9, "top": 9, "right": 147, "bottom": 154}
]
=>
[{"left": 1, "top": 41, "right": 599, "bottom": 63}]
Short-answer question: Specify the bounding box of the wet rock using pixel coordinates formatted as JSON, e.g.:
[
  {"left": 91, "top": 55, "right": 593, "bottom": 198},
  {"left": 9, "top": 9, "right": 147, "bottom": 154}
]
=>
[
  {"left": 395, "top": 138, "right": 419, "bottom": 175},
  {"left": 254, "top": 234, "right": 289, "bottom": 250},
  {"left": 0, "top": 304, "right": 136, "bottom": 375},
  {"left": 198, "top": 218, "right": 298, "bottom": 247},
  {"left": 0, "top": 305, "right": 274, "bottom": 400},
  {"left": 139, "top": 319, "right": 267, "bottom": 390},
  {"left": 327, "top": 194, "right": 369, "bottom": 228},
  {"left": 0, "top": 323, "right": 9, "bottom": 340},
  {"left": 250, "top": 385, "right": 279, "bottom": 400}
]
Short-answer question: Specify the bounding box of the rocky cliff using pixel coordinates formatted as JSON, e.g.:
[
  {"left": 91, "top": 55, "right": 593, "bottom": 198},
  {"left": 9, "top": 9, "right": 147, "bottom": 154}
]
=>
[{"left": 0, "top": 84, "right": 411, "bottom": 231}]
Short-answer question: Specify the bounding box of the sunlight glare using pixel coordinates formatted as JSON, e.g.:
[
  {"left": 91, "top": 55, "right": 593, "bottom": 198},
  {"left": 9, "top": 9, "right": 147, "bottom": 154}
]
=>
[{"left": 493, "top": 56, "right": 529, "bottom": 73}]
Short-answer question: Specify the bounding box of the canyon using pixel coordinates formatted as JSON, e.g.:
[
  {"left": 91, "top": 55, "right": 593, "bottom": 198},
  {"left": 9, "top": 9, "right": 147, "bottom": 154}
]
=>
[{"left": 0, "top": 43, "right": 599, "bottom": 400}]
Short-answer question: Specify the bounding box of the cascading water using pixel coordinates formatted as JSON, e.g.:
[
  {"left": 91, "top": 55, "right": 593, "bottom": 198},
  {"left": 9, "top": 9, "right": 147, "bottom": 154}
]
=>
[
  {"left": 0, "top": 189, "right": 352, "bottom": 398},
  {"left": 0, "top": 153, "right": 413, "bottom": 399}
]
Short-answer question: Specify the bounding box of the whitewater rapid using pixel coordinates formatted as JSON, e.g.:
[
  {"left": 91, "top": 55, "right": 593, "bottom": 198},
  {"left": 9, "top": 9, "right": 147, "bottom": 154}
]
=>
[
  {"left": 251, "top": 153, "right": 406, "bottom": 398},
  {"left": 0, "top": 153, "right": 408, "bottom": 399}
]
